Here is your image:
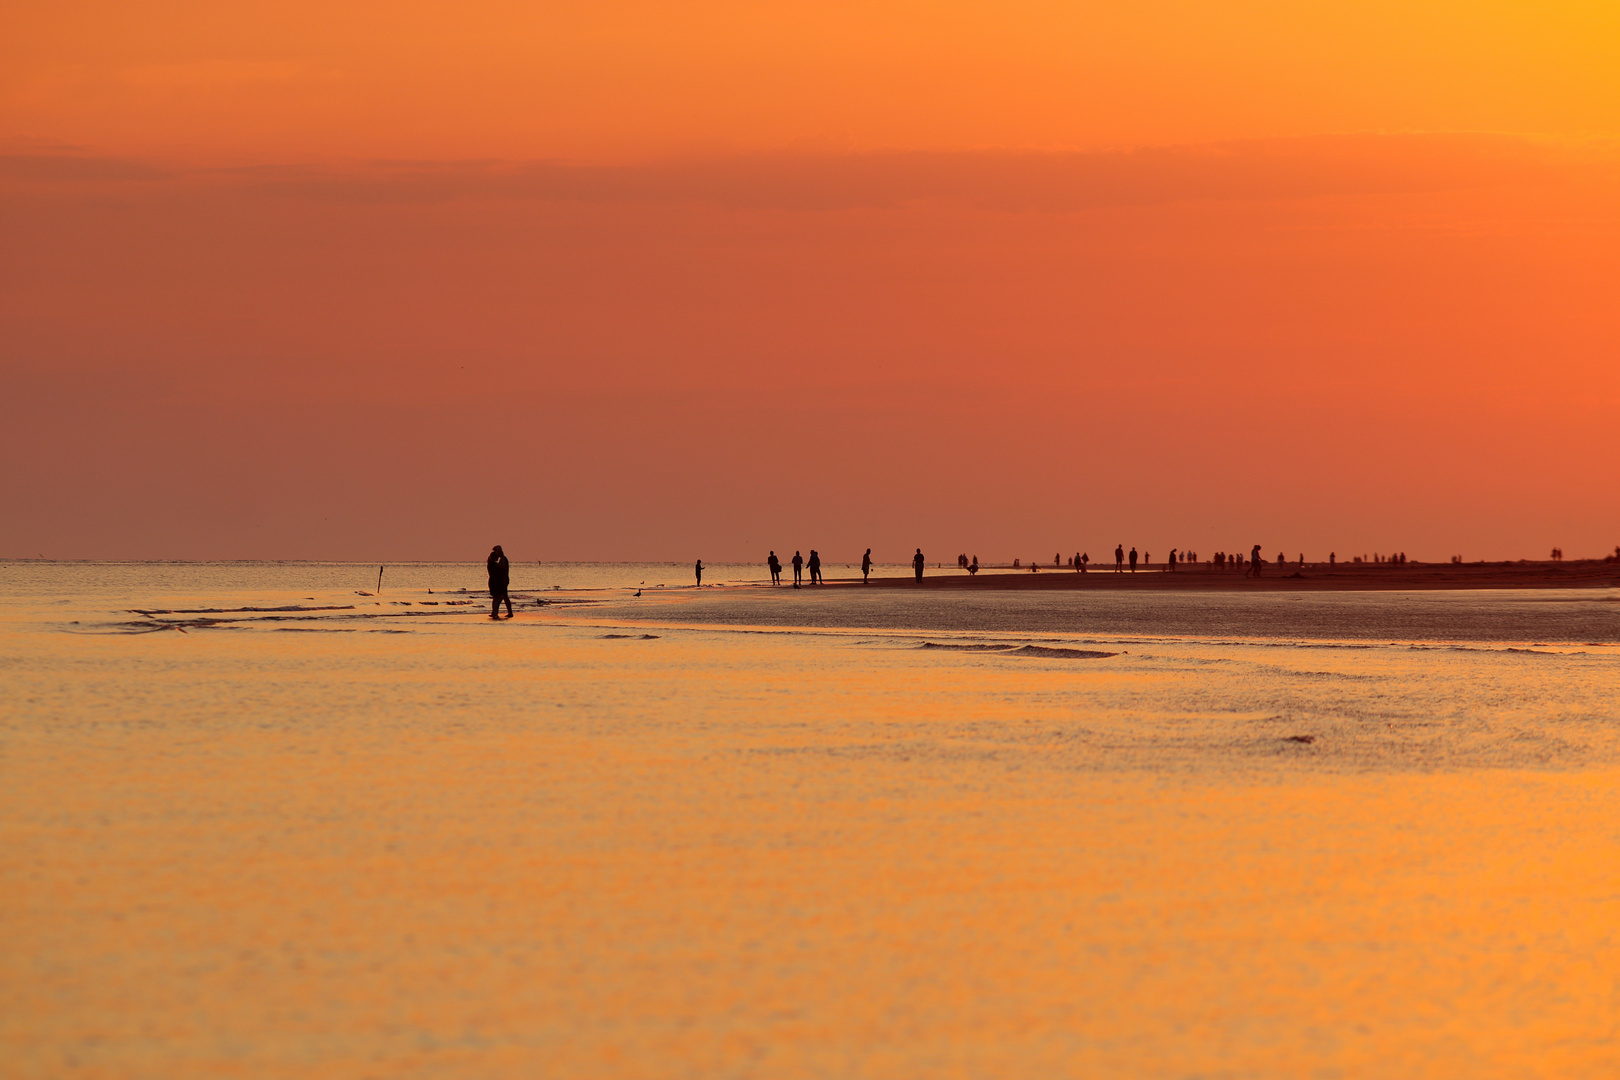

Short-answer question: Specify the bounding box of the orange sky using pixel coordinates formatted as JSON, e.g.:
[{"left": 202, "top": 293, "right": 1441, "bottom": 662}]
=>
[{"left": 3, "top": 2, "right": 1617, "bottom": 561}]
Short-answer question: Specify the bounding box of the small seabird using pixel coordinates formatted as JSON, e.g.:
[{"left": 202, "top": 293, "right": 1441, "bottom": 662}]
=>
[{"left": 634, "top": 589, "right": 642, "bottom": 597}]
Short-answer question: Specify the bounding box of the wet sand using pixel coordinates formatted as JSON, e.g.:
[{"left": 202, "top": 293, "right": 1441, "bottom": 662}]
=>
[
  {"left": 3, "top": 566, "right": 1618, "bottom": 1078},
  {"left": 850, "top": 559, "right": 1620, "bottom": 591}
]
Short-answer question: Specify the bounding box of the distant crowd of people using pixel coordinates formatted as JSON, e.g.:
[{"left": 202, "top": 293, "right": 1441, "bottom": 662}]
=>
[
  {"left": 753, "top": 546, "right": 1420, "bottom": 589},
  {"left": 480, "top": 540, "right": 1447, "bottom": 615}
]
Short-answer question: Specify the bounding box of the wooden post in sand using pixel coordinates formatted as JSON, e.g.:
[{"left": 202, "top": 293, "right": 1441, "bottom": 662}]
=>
[{"left": 377, "top": 566, "right": 384, "bottom": 595}]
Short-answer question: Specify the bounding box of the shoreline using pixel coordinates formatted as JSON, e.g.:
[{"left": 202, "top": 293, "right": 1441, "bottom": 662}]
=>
[{"left": 814, "top": 560, "right": 1620, "bottom": 592}]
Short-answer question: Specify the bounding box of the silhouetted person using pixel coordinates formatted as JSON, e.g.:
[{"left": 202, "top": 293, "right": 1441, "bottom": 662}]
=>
[
  {"left": 1248, "top": 544, "right": 1263, "bottom": 578},
  {"left": 488, "top": 545, "right": 513, "bottom": 619},
  {"left": 1080, "top": 552, "right": 1089, "bottom": 572},
  {"left": 792, "top": 551, "right": 803, "bottom": 586},
  {"left": 1115, "top": 544, "right": 1124, "bottom": 572},
  {"left": 808, "top": 549, "right": 822, "bottom": 584},
  {"left": 862, "top": 549, "right": 873, "bottom": 583},
  {"left": 768, "top": 551, "right": 782, "bottom": 585},
  {"left": 1129, "top": 547, "right": 1138, "bottom": 572},
  {"left": 913, "top": 548, "right": 925, "bottom": 582},
  {"left": 695, "top": 560, "right": 704, "bottom": 586},
  {"left": 1168, "top": 548, "right": 1178, "bottom": 571},
  {"left": 969, "top": 555, "right": 979, "bottom": 575},
  {"left": 1277, "top": 552, "right": 1284, "bottom": 569}
]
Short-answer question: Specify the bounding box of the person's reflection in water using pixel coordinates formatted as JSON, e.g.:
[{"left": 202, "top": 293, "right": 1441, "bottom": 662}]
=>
[{"left": 488, "top": 545, "right": 513, "bottom": 620}]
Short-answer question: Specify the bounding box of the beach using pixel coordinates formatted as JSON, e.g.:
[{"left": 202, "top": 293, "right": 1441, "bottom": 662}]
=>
[
  {"left": 3, "top": 562, "right": 1618, "bottom": 1078},
  {"left": 858, "top": 559, "right": 1620, "bottom": 591},
  {"left": 10, "top": 2, "right": 1617, "bottom": 1076}
]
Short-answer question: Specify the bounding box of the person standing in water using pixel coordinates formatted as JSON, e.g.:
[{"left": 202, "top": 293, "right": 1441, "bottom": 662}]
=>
[
  {"left": 695, "top": 559, "right": 704, "bottom": 586},
  {"left": 487, "top": 545, "right": 513, "bottom": 619},
  {"left": 792, "top": 551, "right": 803, "bottom": 586},
  {"left": 862, "top": 548, "right": 873, "bottom": 583},
  {"left": 913, "top": 548, "right": 925, "bottom": 582},
  {"left": 768, "top": 551, "right": 782, "bottom": 585}
]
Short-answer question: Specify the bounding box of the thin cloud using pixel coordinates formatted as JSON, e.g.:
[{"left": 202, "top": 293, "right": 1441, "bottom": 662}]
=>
[{"left": 1, "top": 133, "right": 1599, "bottom": 208}]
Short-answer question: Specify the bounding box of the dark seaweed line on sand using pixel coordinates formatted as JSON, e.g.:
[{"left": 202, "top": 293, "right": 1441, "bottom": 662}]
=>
[
  {"left": 921, "top": 642, "right": 1116, "bottom": 659},
  {"left": 128, "top": 605, "right": 357, "bottom": 615}
]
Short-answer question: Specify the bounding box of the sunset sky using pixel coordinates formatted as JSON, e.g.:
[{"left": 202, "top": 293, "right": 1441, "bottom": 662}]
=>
[{"left": 4, "top": 1, "right": 1617, "bottom": 562}]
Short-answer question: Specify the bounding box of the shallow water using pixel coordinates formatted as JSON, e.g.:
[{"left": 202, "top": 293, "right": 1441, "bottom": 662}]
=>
[{"left": 3, "top": 563, "right": 1618, "bottom": 1077}]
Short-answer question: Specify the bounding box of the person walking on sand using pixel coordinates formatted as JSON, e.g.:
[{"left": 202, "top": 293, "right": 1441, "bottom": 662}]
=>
[
  {"left": 1168, "top": 548, "right": 1178, "bottom": 571},
  {"left": 792, "top": 551, "right": 803, "bottom": 586},
  {"left": 913, "top": 548, "right": 925, "bottom": 582},
  {"left": 487, "top": 544, "right": 513, "bottom": 619},
  {"left": 1115, "top": 544, "right": 1124, "bottom": 572},
  {"left": 695, "top": 559, "right": 704, "bottom": 587},
  {"left": 768, "top": 551, "right": 782, "bottom": 585},
  {"left": 808, "top": 549, "right": 822, "bottom": 584},
  {"left": 1247, "top": 544, "right": 1263, "bottom": 578},
  {"left": 862, "top": 548, "right": 873, "bottom": 583}
]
